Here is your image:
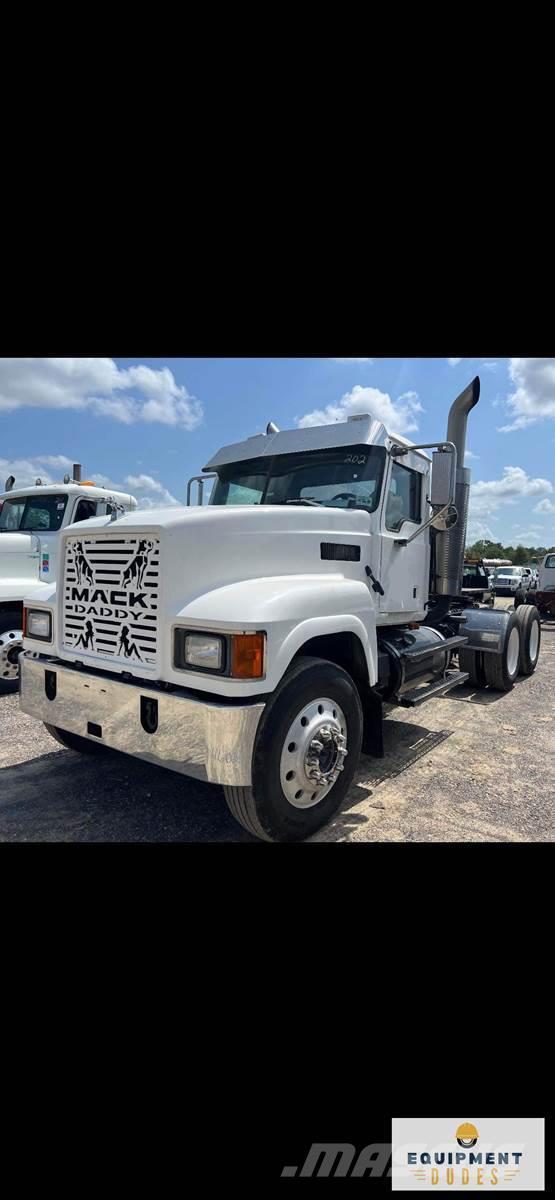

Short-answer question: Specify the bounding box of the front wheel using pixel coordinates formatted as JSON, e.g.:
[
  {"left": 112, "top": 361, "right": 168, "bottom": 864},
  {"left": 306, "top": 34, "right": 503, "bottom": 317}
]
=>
[
  {"left": 0, "top": 611, "right": 23, "bottom": 694},
  {"left": 224, "top": 656, "right": 363, "bottom": 842}
]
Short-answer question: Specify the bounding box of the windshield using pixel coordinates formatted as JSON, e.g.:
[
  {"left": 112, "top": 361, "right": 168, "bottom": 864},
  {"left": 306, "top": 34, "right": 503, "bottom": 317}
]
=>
[
  {"left": 0, "top": 494, "right": 68, "bottom": 532},
  {"left": 494, "top": 567, "right": 519, "bottom": 576},
  {"left": 463, "top": 564, "right": 487, "bottom": 579},
  {"left": 210, "top": 446, "right": 386, "bottom": 512}
]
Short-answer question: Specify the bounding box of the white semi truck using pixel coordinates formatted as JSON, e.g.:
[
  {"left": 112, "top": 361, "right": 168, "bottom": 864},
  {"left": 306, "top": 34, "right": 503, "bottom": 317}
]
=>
[
  {"left": 0, "top": 466, "right": 137, "bottom": 691},
  {"left": 19, "top": 378, "right": 542, "bottom": 841}
]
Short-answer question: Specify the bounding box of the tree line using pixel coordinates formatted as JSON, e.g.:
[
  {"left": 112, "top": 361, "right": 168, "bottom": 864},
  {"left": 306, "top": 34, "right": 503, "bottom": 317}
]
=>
[{"left": 465, "top": 540, "right": 555, "bottom": 565}]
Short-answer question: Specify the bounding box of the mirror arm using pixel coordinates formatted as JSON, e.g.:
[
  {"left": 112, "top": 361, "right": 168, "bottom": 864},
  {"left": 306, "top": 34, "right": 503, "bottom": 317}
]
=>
[
  {"left": 393, "top": 501, "right": 456, "bottom": 548},
  {"left": 390, "top": 440, "right": 457, "bottom": 497},
  {"left": 187, "top": 473, "right": 217, "bottom": 506},
  {"left": 390, "top": 439, "right": 457, "bottom": 464}
]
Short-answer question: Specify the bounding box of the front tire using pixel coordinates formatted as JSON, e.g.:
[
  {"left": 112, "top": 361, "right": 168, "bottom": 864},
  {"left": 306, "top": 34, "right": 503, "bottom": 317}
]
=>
[
  {"left": 0, "top": 611, "right": 23, "bottom": 694},
  {"left": 224, "top": 656, "right": 363, "bottom": 842},
  {"left": 514, "top": 588, "right": 528, "bottom": 609},
  {"left": 44, "top": 723, "right": 109, "bottom": 754},
  {"left": 514, "top": 604, "right": 541, "bottom": 675}
]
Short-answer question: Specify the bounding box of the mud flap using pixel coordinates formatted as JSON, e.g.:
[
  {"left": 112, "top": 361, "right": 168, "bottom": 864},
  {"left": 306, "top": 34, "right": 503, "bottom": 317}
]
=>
[
  {"left": 360, "top": 686, "right": 384, "bottom": 757},
  {"left": 458, "top": 606, "right": 515, "bottom": 656}
]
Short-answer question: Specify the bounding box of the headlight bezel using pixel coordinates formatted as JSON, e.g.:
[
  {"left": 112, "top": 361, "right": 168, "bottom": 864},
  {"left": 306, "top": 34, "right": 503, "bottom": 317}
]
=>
[
  {"left": 25, "top": 608, "right": 53, "bottom": 643},
  {"left": 173, "top": 628, "right": 266, "bottom": 680}
]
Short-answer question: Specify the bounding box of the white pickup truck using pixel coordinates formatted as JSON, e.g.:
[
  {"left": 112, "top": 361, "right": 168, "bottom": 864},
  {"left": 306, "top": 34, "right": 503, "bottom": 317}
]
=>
[
  {"left": 0, "top": 467, "right": 136, "bottom": 691},
  {"left": 491, "top": 565, "right": 535, "bottom": 597},
  {"left": 19, "top": 379, "right": 542, "bottom": 841}
]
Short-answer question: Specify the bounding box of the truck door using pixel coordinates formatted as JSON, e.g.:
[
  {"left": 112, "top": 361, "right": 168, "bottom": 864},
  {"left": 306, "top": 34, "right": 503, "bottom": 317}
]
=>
[{"left": 377, "top": 453, "right": 430, "bottom": 621}]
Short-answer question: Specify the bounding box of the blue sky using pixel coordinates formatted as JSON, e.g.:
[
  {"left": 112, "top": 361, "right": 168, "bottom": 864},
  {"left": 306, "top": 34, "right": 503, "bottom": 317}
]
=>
[{"left": 1, "top": 357, "right": 554, "bottom": 546}]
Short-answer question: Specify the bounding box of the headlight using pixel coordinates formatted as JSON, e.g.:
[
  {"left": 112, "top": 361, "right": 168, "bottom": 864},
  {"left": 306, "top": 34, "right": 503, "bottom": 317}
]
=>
[
  {"left": 26, "top": 609, "right": 52, "bottom": 642},
  {"left": 175, "top": 629, "right": 225, "bottom": 673},
  {"left": 174, "top": 629, "right": 266, "bottom": 678}
]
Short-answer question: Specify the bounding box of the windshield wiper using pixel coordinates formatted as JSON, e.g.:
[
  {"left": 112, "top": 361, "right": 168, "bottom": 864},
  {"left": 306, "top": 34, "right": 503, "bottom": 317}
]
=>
[{"left": 285, "top": 497, "right": 323, "bottom": 507}]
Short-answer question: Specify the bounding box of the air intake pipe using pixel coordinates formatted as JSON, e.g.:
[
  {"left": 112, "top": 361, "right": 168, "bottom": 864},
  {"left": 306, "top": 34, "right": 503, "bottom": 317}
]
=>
[{"left": 434, "top": 376, "right": 480, "bottom": 596}]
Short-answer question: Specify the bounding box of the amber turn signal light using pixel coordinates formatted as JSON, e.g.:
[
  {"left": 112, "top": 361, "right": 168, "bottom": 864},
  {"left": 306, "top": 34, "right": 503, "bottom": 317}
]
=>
[{"left": 230, "top": 633, "right": 265, "bottom": 679}]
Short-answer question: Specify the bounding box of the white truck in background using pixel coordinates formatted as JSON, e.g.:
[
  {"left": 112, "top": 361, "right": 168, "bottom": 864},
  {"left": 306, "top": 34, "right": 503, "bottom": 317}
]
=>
[
  {"left": 19, "top": 378, "right": 543, "bottom": 842},
  {"left": 0, "top": 465, "right": 137, "bottom": 691},
  {"left": 515, "top": 552, "right": 555, "bottom": 619}
]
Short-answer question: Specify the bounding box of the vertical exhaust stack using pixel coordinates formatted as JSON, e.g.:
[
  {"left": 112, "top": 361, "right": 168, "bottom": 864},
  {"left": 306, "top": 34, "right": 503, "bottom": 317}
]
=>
[
  {"left": 435, "top": 377, "right": 480, "bottom": 596},
  {"left": 73, "top": 464, "right": 82, "bottom": 482}
]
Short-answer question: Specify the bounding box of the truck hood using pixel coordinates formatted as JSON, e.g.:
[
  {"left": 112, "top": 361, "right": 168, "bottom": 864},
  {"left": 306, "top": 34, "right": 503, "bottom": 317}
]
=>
[
  {"left": 0, "top": 532, "right": 41, "bottom": 588},
  {"left": 53, "top": 504, "right": 374, "bottom": 684},
  {"left": 0, "top": 532, "right": 38, "bottom": 553},
  {"left": 63, "top": 506, "right": 372, "bottom": 597},
  {"left": 67, "top": 504, "right": 372, "bottom": 537}
]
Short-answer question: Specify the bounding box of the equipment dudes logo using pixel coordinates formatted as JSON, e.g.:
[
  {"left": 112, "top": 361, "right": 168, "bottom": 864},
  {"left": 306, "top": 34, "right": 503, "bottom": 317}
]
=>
[{"left": 391, "top": 1118, "right": 545, "bottom": 1191}]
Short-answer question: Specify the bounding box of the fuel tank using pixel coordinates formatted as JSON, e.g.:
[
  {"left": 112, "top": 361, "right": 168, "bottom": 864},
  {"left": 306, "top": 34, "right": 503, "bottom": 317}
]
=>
[{"left": 377, "top": 626, "right": 449, "bottom": 700}]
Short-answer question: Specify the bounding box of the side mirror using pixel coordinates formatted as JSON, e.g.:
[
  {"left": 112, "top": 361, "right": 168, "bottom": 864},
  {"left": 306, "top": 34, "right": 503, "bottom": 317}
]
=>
[{"left": 430, "top": 449, "right": 456, "bottom": 508}]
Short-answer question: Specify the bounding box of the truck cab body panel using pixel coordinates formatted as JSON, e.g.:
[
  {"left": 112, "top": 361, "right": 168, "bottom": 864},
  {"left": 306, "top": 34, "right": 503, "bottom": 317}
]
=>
[{"left": 377, "top": 446, "right": 431, "bottom": 623}]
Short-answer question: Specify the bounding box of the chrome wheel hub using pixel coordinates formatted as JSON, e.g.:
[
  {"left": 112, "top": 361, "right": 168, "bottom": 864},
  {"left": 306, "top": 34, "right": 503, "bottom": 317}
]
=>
[
  {"left": 0, "top": 630, "right": 23, "bottom": 680},
  {"left": 280, "top": 697, "right": 348, "bottom": 809}
]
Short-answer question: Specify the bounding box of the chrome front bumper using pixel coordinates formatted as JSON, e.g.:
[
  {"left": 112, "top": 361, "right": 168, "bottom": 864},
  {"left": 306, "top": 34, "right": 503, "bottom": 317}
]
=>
[{"left": 19, "top": 654, "right": 265, "bottom": 787}]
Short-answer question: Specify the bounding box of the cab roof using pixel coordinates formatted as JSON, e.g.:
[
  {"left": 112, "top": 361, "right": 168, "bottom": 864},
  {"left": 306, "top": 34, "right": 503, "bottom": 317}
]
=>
[
  {"left": 0, "top": 483, "right": 137, "bottom": 506},
  {"left": 203, "top": 415, "right": 431, "bottom": 471}
]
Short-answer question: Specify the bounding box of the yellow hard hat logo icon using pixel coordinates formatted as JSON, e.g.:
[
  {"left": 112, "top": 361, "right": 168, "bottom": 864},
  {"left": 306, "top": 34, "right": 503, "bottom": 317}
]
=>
[{"left": 456, "top": 1122, "right": 479, "bottom": 1148}]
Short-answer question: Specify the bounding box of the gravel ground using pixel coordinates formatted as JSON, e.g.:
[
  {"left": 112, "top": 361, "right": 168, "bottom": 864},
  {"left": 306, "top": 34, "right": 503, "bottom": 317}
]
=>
[{"left": 1, "top": 602, "right": 553, "bottom": 842}]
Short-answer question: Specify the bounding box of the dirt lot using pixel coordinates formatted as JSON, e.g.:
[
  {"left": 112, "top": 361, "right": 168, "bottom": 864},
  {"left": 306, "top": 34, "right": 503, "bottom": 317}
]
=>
[{"left": 1, "top": 602, "right": 553, "bottom": 842}]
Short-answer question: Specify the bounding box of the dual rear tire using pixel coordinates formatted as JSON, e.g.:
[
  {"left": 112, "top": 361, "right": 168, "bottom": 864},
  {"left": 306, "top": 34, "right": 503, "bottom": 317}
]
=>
[
  {"left": 459, "top": 606, "right": 540, "bottom": 692},
  {"left": 514, "top": 604, "right": 541, "bottom": 675}
]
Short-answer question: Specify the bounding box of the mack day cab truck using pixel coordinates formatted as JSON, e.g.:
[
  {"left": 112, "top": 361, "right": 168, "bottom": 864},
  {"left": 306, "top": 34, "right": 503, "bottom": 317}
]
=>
[
  {"left": 19, "top": 377, "right": 542, "bottom": 842},
  {"left": 0, "top": 466, "right": 137, "bottom": 692}
]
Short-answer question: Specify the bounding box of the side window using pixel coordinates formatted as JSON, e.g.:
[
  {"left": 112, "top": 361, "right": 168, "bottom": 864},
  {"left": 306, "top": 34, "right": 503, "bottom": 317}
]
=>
[
  {"left": 385, "top": 463, "right": 422, "bottom": 532},
  {"left": 74, "top": 499, "right": 98, "bottom": 523}
]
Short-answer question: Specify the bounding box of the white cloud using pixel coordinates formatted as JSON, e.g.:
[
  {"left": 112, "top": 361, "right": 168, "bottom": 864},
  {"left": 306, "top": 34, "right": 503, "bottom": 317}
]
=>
[
  {"left": 0, "top": 358, "right": 202, "bottom": 429},
  {"left": 297, "top": 385, "right": 423, "bottom": 434},
  {"left": 498, "top": 358, "right": 555, "bottom": 432},
  {"left": 512, "top": 531, "right": 544, "bottom": 543},
  {"left": 466, "top": 519, "right": 497, "bottom": 542},
  {"left": 0, "top": 457, "right": 181, "bottom": 510},
  {"left": 469, "top": 466, "right": 553, "bottom": 520},
  {"left": 0, "top": 456, "right": 72, "bottom": 489},
  {"left": 124, "top": 473, "right": 181, "bottom": 507},
  {"left": 465, "top": 450, "right": 479, "bottom": 460},
  {"left": 330, "top": 358, "right": 373, "bottom": 364},
  {"left": 482, "top": 361, "right": 498, "bottom": 371},
  {"left": 533, "top": 498, "right": 555, "bottom": 515},
  {"left": 447, "top": 358, "right": 462, "bottom": 366}
]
